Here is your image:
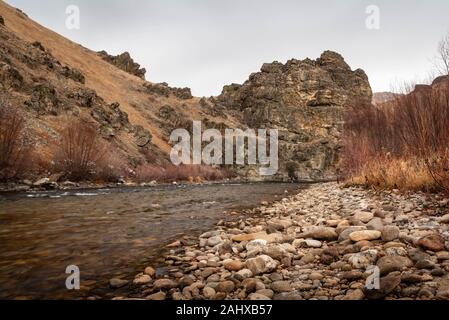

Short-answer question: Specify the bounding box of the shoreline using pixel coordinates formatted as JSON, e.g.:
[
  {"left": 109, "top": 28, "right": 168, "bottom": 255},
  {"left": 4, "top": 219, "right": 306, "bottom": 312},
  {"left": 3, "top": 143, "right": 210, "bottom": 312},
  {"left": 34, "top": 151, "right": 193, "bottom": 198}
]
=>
[
  {"left": 111, "top": 182, "right": 449, "bottom": 301},
  {"left": 0, "top": 178, "right": 327, "bottom": 196}
]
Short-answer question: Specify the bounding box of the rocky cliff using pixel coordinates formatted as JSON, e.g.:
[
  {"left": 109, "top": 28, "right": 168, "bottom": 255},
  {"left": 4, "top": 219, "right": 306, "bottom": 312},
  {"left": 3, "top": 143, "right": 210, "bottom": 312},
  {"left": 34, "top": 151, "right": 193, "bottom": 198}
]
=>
[{"left": 214, "top": 51, "right": 372, "bottom": 181}]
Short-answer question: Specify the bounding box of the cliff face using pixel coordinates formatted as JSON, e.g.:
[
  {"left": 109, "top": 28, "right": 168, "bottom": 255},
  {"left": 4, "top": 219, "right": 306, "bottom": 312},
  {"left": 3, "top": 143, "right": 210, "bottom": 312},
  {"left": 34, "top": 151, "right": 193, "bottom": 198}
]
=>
[
  {"left": 0, "top": 1, "right": 373, "bottom": 182},
  {"left": 214, "top": 51, "right": 372, "bottom": 181}
]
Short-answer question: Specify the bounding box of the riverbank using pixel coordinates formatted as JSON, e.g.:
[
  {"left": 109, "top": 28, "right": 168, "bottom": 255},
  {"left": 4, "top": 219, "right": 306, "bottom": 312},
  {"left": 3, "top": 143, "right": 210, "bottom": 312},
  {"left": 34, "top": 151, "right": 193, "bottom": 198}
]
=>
[{"left": 119, "top": 182, "right": 449, "bottom": 300}]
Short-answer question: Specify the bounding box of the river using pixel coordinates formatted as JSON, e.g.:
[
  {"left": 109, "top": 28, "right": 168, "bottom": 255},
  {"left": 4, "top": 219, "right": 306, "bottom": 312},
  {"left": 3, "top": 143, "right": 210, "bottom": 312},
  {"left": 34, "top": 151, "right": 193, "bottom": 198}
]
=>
[{"left": 0, "top": 182, "right": 301, "bottom": 299}]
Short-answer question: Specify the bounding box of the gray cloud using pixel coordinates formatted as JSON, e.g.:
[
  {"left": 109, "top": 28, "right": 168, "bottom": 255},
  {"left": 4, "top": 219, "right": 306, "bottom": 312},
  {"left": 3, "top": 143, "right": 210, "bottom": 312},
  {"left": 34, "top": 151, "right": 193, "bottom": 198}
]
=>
[{"left": 6, "top": 0, "right": 449, "bottom": 96}]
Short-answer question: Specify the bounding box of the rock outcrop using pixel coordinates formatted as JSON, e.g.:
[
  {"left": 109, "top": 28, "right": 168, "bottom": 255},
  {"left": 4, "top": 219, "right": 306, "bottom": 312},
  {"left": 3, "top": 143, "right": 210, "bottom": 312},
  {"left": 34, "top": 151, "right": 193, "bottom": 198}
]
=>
[
  {"left": 98, "top": 50, "right": 146, "bottom": 80},
  {"left": 215, "top": 51, "right": 372, "bottom": 181},
  {"left": 143, "top": 82, "right": 193, "bottom": 100}
]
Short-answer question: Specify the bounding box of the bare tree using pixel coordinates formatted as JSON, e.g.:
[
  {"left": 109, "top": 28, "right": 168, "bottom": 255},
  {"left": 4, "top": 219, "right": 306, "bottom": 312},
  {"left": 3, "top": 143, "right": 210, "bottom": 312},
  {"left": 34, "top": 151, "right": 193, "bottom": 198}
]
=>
[{"left": 436, "top": 31, "right": 449, "bottom": 75}]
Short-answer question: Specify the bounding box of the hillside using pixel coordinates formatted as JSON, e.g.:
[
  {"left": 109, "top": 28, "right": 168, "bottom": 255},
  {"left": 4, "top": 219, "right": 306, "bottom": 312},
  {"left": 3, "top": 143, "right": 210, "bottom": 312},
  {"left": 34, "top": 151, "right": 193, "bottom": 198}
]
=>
[{"left": 0, "top": 1, "right": 372, "bottom": 183}]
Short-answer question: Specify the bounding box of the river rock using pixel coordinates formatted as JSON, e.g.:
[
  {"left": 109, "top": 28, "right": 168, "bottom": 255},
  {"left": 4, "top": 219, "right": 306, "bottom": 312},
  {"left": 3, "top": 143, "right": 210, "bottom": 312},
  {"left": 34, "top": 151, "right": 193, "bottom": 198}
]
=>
[
  {"left": 243, "top": 278, "right": 265, "bottom": 293},
  {"left": 417, "top": 234, "right": 445, "bottom": 252},
  {"left": 338, "top": 226, "right": 367, "bottom": 241},
  {"left": 302, "top": 227, "right": 338, "bottom": 241},
  {"left": 246, "top": 239, "right": 267, "bottom": 252},
  {"left": 203, "top": 286, "right": 216, "bottom": 299},
  {"left": 263, "top": 244, "right": 290, "bottom": 260},
  {"left": 377, "top": 256, "right": 413, "bottom": 275},
  {"left": 366, "top": 217, "right": 383, "bottom": 231},
  {"left": 232, "top": 232, "right": 282, "bottom": 243},
  {"left": 133, "top": 274, "right": 152, "bottom": 285},
  {"left": 349, "top": 249, "right": 378, "bottom": 268},
  {"left": 349, "top": 230, "right": 381, "bottom": 242},
  {"left": 245, "top": 255, "right": 278, "bottom": 275},
  {"left": 271, "top": 281, "right": 292, "bottom": 293},
  {"left": 293, "top": 239, "right": 322, "bottom": 248},
  {"left": 438, "top": 214, "right": 449, "bottom": 223},
  {"left": 216, "top": 280, "right": 235, "bottom": 293},
  {"left": 342, "top": 289, "right": 365, "bottom": 300},
  {"left": 147, "top": 291, "right": 166, "bottom": 300},
  {"left": 353, "top": 211, "right": 374, "bottom": 223},
  {"left": 109, "top": 278, "right": 128, "bottom": 288},
  {"left": 223, "top": 259, "right": 243, "bottom": 271},
  {"left": 144, "top": 266, "right": 156, "bottom": 277},
  {"left": 381, "top": 226, "right": 400, "bottom": 241},
  {"left": 248, "top": 293, "right": 271, "bottom": 300},
  {"left": 236, "top": 269, "right": 253, "bottom": 280},
  {"left": 364, "top": 272, "right": 401, "bottom": 300},
  {"left": 153, "top": 278, "right": 177, "bottom": 290},
  {"left": 207, "top": 235, "right": 223, "bottom": 246},
  {"left": 436, "top": 251, "right": 449, "bottom": 260}
]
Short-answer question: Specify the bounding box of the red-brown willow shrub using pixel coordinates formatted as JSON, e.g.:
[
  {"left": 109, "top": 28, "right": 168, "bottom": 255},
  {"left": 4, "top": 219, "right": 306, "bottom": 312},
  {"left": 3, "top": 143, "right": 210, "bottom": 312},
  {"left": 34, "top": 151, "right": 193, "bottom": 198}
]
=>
[
  {"left": 54, "top": 119, "right": 109, "bottom": 181},
  {"left": 0, "top": 103, "right": 29, "bottom": 181},
  {"left": 135, "top": 164, "right": 234, "bottom": 183},
  {"left": 341, "top": 85, "right": 449, "bottom": 191}
]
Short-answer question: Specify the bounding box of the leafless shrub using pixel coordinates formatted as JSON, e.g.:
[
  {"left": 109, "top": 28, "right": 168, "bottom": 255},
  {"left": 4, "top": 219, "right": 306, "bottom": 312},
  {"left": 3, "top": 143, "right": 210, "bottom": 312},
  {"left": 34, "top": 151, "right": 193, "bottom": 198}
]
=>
[
  {"left": 54, "top": 119, "right": 109, "bottom": 181},
  {"left": 0, "top": 103, "right": 29, "bottom": 181},
  {"left": 342, "top": 87, "right": 449, "bottom": 192},
  {"left": 135, "top": 164, "right": 234, "bottom": 183}
]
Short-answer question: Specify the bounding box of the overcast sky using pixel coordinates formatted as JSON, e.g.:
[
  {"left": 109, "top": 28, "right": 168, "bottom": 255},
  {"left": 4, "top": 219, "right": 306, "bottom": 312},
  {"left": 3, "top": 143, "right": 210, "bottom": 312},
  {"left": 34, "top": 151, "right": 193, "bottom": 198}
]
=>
[{"left": 6, "top": 0, "right": 449, "bottom": 96}]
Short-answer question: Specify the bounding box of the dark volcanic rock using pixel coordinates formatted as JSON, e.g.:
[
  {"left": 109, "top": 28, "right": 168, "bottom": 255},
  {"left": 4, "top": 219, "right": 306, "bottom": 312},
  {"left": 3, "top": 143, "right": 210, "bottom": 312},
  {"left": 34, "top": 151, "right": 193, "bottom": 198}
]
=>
[
  {"left": 98, "top": 50, "right": 146, "bottom": 80},
  {"left": 144, "top": 82, "right": 192, "bottom": 100}
]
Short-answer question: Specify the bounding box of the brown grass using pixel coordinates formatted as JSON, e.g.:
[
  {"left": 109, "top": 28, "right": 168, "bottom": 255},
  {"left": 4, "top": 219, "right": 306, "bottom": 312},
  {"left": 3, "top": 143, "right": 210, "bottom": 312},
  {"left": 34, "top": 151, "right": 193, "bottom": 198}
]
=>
[
  {"left": 134, "top": 164, "right": 234, "bottom": 183},
  {"left": 342, "top": 86, "right": 449, "bottom": 192}
]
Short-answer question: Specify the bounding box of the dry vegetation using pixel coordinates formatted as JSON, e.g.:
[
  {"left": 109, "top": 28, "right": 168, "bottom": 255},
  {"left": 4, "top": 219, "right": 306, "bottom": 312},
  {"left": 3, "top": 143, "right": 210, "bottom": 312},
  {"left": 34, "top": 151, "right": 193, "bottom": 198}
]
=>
[
  {"left": 0, "top": 102, "right": 30, "bottom": 181},
  {"left": 134, "top": 164, "right": 234, "bottom": 183},
  {"left": 0, "top": 106, "right": 234, "bottom": 184},
  {"left": 341, "top": 87, "right": 449, "bottom": 192}
]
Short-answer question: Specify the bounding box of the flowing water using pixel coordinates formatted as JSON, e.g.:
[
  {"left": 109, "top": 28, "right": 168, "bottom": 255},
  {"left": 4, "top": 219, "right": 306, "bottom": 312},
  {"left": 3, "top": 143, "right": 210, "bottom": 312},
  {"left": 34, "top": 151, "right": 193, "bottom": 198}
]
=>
[{"left": 0, "top": 182, "right": 300, "bottom": 299}]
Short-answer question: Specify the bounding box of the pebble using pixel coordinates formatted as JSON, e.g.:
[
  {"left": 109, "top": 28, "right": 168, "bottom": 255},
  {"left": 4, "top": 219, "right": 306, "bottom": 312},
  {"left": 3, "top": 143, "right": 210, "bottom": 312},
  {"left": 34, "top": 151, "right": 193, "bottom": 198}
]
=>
[
  {"left": 203, "top": 286, "right": 216, "bottom": 299},
  {"left": 109, "top": 278, "right": 128, "bottom": 288},
  {"left": 133, "top": 274, "right": 152, "bottom": 285},
  {"left": 153, "top": 278, "right": 177, "bottom": 290},
  {"left": 147, "top": 291, "right": 166, "bottom": 300},
  {"left": 349, "top": 230, "right": 381, "bottom": 242}
]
